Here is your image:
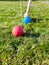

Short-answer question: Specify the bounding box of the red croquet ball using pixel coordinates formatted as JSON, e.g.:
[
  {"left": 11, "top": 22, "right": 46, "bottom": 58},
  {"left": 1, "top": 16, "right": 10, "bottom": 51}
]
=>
[{"left": 12, "top": 26, "right": 23, "bottom": 37}]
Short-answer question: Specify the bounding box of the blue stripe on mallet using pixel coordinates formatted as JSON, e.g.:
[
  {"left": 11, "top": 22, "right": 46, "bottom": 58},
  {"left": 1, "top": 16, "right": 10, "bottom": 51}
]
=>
[{"left": 22, "top": 16, "right": 31, "bottom": 24}]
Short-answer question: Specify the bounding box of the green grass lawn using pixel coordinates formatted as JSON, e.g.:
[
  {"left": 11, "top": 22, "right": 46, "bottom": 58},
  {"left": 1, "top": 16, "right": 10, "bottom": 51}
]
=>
[{"left": 0, "top": 1, "right": 49, "bottom": 65}]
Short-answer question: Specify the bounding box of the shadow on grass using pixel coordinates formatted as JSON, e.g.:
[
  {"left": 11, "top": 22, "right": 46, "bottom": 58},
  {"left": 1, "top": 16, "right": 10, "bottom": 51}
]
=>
[
  {"left": 31, "top": 18, "right": 49, "bottom": 22},
  {"left": 31, "top": 18, "right": 42, "bottom": 22},
  {"left": 23, "top": 32, "right": 40, "bottom": 38}
]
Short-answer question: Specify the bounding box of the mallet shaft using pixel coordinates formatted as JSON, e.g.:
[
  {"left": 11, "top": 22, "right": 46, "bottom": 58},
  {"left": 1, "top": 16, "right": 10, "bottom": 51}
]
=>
[{"left": 26, "top": 0, "right": 32, "bottom": 14}]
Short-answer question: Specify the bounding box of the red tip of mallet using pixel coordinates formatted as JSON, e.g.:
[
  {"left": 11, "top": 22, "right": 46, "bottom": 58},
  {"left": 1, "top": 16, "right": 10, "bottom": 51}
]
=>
[{"left": 12, "top": 26, "right": 24, "bottom": 37}]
